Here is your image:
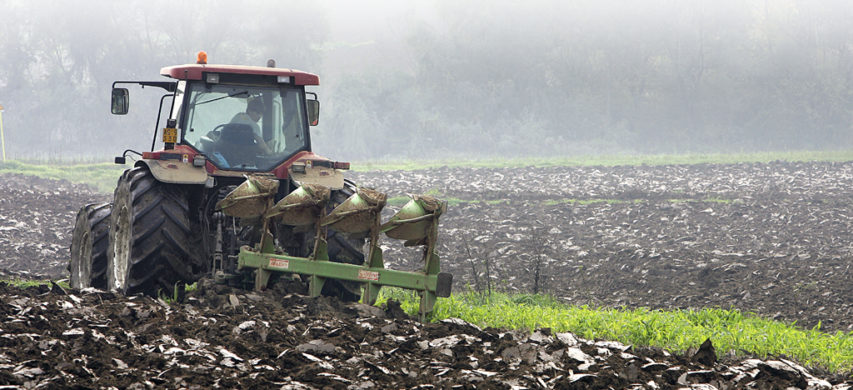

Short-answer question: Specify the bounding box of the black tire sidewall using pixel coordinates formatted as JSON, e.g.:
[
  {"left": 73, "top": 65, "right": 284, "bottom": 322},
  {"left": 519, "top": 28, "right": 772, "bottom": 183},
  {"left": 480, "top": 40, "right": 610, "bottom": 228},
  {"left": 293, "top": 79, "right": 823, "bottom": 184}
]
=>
[
  {"left": 69, "top": 206, "right": 94, "bottom": 289},
  {"left": 106, "top": 166, "right": 200, "bottom": 296},
  {"left": 70, "top": 203, "right": 111, "bottom": 290},
  {"left": 107, "top": 170, "right": 135, "bottom": 293}
]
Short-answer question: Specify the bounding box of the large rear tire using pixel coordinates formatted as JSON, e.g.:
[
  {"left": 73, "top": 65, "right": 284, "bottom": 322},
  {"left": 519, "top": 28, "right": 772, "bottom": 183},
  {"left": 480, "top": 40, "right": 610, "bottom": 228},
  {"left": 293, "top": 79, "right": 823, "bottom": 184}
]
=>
[
  {"left": 69, "top": 203, "right": 111, "bottom": 289},
  {"left": 107, "top": 167, "right": 201, "bottom": 296}
]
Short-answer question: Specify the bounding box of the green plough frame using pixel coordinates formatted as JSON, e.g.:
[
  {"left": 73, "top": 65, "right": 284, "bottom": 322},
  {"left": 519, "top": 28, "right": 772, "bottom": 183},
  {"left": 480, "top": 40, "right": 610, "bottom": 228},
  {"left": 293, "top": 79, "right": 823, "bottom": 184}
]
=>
[{"left": 237, "top": 210, "right": 452, "bottom": 321}]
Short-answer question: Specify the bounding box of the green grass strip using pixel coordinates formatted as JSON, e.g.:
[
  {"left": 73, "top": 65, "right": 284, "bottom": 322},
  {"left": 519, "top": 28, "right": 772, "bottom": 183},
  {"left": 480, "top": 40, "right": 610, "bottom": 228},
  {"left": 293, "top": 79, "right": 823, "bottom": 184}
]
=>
[
  {"left": 2, "top": 279, "right": 71, "bottom": 289},
  {"left": 378, "top": 289, "right": 853, "bottom": 373},
  {"left": 543, "top": 198, "right": 640, "bottom": 206},
  {"left": 388, "top": 194, "right": 506, "bottom": 207},
  {"left": 0, "top": 160, "right": 125, "bottom": 193},
  {"left": 353, "top": 150, "right": 853, "bottom": 171},
  {"left": 2, "top": 150, "right": 852, "bottom": 193}
]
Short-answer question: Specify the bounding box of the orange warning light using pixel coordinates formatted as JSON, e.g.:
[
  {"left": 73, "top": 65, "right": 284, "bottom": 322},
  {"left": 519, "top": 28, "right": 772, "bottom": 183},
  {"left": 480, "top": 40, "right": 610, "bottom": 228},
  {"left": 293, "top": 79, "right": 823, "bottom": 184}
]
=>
[{"left": 197, "top": 51, "right": 208, "bottom": 64}]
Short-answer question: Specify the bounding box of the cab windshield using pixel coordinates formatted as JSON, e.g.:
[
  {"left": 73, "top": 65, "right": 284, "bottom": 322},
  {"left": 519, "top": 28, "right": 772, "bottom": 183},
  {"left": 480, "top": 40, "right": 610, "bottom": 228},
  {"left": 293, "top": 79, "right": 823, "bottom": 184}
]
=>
[{"left": 177, "top": 80, "right": 309, "bottom": 171}]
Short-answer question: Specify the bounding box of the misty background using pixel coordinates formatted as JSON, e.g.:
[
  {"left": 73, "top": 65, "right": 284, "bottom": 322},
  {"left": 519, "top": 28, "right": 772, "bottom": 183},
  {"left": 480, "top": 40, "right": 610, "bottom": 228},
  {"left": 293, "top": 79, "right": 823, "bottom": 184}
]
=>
[{"left": 1, "top": 0, "right": 852, "bottom": 161}]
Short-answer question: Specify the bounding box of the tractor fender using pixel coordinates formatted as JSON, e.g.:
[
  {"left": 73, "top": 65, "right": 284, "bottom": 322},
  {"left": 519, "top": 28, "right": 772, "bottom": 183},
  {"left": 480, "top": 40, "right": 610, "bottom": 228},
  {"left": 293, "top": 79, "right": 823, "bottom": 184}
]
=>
[
  {"left": 289, "top": 165, "right": 345, "bottom": 190},
  {"left": 136, "top": 159, "right": 208, "bottom": 185}
]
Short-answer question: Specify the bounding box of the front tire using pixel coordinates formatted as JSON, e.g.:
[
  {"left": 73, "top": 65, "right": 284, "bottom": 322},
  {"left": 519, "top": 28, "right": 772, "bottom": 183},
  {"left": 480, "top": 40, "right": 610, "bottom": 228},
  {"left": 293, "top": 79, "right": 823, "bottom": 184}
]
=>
[
  {"left": 69, "top": 203, "right": 111, "bottom": 289},
  {"left": 107, "top": 167, "right": 200, "bottom": 296}
]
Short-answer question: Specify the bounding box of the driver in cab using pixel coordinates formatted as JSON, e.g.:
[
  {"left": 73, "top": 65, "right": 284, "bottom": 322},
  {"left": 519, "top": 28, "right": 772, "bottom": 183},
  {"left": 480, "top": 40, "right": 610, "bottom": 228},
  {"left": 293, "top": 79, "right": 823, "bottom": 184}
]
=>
[{"left": 230, "top": 98, "right": 272, "bottom": 154}]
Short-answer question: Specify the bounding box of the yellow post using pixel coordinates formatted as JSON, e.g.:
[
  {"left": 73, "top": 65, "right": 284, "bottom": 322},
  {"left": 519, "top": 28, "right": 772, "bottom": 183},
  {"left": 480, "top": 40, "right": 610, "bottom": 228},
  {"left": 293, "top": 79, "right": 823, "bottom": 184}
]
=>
[{"left": 0, "top": 105, "right": 5, "bottom": 162}]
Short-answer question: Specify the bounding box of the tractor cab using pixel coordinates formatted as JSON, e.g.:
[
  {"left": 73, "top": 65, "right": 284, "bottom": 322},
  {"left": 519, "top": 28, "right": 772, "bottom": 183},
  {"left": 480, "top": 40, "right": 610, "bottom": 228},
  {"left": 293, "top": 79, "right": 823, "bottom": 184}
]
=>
[
  {"left": 175, "top": 75, "right": 312, "bottom": 171},
  {"left": 111, "top": 52, "right": 321, "bottom": 174}
]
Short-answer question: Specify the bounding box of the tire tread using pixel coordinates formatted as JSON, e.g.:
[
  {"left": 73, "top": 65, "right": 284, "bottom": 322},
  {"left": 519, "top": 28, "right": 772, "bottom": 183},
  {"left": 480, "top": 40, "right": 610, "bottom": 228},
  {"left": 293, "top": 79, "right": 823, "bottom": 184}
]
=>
[{"left": 109, "top": 167, "right": 202, "bottom": 296}]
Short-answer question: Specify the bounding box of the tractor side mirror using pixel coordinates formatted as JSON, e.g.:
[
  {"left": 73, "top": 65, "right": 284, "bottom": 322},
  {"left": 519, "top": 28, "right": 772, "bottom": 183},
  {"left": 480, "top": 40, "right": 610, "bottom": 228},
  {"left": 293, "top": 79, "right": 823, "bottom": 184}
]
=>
[
  {"left": 111, "top": 88, "right": 129, "bottom": 115},
  {"left": 306, "top": 99, "right": 319, "bottom": 126}
]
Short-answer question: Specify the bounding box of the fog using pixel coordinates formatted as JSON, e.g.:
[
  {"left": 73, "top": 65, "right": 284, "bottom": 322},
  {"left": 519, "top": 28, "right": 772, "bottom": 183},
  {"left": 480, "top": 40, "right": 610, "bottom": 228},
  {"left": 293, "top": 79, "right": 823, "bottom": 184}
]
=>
[{"left": 1, "top": 0, "right": 852, "bottom": 161}]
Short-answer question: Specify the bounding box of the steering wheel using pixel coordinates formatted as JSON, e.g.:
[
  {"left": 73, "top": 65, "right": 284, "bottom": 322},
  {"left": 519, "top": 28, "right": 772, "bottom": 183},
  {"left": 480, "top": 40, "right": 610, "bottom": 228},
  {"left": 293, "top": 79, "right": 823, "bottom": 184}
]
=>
[{"left": 211, "top": 123, "right": 227, "bottom": 136}]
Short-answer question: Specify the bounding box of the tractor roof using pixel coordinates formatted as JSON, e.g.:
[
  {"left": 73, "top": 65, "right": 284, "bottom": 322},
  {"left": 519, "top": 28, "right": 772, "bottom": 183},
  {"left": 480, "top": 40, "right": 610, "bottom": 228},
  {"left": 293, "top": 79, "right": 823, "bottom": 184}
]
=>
[{"left": 160, "top": 64, "right": 319, "bottom": 86}]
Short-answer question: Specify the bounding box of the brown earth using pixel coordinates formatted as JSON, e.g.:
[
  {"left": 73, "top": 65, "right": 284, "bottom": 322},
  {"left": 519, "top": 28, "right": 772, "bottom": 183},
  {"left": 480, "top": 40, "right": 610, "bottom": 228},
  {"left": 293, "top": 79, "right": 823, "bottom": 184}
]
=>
[
  {"left": 0, "top": 162, "right": 852, "bottom": 388},
  {"left": 0, "top": 173, "right": 109, "bottom": 278},
  {"left": 1, "top": 280, "right": 849, "bottom": 388},
  {"left": 353, "top": 161, "right": 853, "bottom": 333}
]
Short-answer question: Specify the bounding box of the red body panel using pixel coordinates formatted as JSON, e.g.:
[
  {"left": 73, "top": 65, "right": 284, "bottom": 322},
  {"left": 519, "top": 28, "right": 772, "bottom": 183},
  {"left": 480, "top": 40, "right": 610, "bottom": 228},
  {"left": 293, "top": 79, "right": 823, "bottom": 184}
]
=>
[
  {"left": 273, "top": 151, "right": 318, "bottom": 178},
  {"left": 143, "top": 145, "right": 330, "bottom": 180},
  {"left": 160, "top": 64, "right": 319, "bottom": 86}
]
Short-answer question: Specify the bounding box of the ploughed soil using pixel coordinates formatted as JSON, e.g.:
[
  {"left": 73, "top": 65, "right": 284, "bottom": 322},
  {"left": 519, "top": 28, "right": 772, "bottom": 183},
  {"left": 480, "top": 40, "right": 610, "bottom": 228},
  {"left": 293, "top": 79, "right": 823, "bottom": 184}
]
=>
[
  {"left": 1, "top": 161, "right": 853, "bottom": 388},
  {"left": 2, "top": 280, "right": 849, "bottom": 389},
  {"left": 354, "top": 162, "right": 853, "bottom": 334}
]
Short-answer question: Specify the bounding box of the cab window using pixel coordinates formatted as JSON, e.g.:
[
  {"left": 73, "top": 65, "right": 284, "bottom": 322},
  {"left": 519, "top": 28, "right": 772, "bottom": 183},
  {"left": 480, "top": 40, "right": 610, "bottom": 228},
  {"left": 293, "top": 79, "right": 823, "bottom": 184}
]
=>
[{"left": 179, "top": 81, "right": 309, "bottom": 171}]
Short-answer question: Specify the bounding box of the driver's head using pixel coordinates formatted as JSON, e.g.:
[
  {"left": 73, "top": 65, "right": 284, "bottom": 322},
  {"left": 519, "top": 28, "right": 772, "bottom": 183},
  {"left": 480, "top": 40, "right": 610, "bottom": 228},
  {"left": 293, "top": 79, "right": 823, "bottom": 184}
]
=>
[{"left": 246, "top": 98, "right": 263, "bottom": 122}]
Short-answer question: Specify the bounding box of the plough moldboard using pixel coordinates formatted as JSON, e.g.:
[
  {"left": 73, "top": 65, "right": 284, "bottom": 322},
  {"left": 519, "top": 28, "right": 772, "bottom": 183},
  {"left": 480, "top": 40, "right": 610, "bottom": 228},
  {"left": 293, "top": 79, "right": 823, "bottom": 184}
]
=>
[{"left": 216, "top": 176, "right": 452, "bottom": 319}]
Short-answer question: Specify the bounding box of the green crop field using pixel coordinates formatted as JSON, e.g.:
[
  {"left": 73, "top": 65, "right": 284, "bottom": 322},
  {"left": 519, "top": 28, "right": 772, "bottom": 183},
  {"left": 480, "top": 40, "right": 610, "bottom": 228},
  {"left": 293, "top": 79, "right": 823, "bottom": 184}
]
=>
[{"left": 378, "top": 288, "right": 853, "bottom": 374}]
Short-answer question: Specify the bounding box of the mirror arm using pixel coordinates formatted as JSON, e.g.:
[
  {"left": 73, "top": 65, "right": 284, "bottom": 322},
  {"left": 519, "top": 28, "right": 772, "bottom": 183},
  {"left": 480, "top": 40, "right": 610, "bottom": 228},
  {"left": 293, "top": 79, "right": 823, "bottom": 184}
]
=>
[
  {"left": 114, "top": 149, "right": 143, "bottom": 165},
  {"left": 151, "top": 94, "right": 174, "bottom": 151},
  {"left": 111, "top": 80, "right": 177, "bottom": 92}
]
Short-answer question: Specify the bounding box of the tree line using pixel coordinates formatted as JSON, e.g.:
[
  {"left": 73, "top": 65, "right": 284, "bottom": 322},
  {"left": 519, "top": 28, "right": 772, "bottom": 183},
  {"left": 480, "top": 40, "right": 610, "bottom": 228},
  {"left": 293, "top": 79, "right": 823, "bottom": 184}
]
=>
[{"left": 1, "top": 0, "right": 851, "bottom": 161}]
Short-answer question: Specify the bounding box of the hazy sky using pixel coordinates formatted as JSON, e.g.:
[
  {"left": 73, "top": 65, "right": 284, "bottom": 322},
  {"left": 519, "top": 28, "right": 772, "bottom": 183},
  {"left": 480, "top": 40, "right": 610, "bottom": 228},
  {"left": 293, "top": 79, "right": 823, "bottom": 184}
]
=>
[{"left": 3, "top": 0, "right": 853, "bottom": 159}]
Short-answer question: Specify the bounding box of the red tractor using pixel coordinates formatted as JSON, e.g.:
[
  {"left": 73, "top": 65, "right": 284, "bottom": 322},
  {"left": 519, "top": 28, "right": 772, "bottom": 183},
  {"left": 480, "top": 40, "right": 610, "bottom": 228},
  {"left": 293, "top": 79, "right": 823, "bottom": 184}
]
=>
[{"left": 70, "top": 53, "right": 450, "bottom": 314}]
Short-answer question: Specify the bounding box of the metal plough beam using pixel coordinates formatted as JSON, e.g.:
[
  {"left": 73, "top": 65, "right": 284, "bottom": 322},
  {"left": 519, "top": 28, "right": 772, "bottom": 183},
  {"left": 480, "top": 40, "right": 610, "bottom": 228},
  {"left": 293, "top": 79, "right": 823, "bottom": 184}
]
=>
[{"left": 227, "top": 177, "right": 452, "bottom": 320}]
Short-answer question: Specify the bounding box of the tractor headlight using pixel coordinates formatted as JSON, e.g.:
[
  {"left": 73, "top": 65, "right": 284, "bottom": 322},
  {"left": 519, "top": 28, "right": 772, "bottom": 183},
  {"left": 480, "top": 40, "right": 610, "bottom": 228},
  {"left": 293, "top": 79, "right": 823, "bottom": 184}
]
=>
[
  {"left": 291, "top": 164, "right": 306, "bottom": 174},
  {"left": 192, "top": 155, "right": 206, "bottom": 167}
]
